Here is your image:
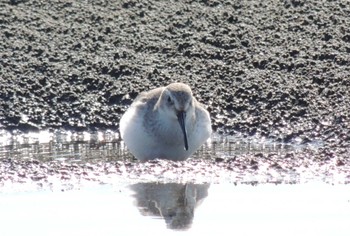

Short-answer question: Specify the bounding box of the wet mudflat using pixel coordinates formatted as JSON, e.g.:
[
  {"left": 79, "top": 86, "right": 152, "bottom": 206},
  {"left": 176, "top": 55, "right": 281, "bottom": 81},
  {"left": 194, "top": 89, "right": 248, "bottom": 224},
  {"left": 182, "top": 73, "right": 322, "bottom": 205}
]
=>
[{"left": 1, "top": 0, "right": 350, "bottom": 234}]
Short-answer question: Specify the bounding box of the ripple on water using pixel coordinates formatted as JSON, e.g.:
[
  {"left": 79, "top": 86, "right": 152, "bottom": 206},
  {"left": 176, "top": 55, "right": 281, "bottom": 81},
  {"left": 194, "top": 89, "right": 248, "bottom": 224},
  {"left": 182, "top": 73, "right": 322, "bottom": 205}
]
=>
[
  {"left": 0, "top": 130, "right": 131, "bottom": 162},
  {"left": 1, "top": 130, "right": 344, "bottom": 189},
  {"left": 0, "top": 130, "right": 321, "bottom": 162}
]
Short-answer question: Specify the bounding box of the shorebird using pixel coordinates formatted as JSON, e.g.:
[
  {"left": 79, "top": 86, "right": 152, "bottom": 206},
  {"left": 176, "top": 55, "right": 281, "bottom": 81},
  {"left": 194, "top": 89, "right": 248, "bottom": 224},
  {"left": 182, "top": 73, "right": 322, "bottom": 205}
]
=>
[{"left": 119, "top": 82, "right": 211, "bottom": 161}]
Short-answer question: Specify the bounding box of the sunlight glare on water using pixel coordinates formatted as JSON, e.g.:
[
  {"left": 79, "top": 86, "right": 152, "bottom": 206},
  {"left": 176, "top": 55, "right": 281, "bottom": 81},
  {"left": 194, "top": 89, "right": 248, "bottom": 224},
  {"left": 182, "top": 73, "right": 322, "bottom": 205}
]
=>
[
  {"left": 0, "top": 183, "right": 349, "bottom": 236},
  {"left": 0, "top": 130, "right": 348, "bottom": 235},
  {"left": 0, "top": 130, "right": 127, "bottom": 162},
  {"left": 0, "top": 130, "right": 313, "bottom": 162}
]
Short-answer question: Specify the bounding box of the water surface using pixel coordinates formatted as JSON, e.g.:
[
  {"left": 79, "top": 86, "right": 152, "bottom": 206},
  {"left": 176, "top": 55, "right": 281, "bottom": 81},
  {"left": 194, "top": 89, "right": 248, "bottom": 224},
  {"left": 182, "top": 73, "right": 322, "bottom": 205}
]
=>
[
  {"left": 0, "top": 130, "right": 348, "bottom": 235},
  {"left": 0, "top": 130, "right": 311, "bottom": 162},
  {"left": 0, "top": 183, "right": 349, "bottom": 236}
]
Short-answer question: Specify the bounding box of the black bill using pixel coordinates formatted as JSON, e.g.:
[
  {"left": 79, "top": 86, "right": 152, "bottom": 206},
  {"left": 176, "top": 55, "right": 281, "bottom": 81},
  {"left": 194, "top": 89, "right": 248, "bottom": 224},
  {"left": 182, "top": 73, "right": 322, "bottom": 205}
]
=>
[{"left": 177, "top": 111, "right": 189, "bottom": 151}]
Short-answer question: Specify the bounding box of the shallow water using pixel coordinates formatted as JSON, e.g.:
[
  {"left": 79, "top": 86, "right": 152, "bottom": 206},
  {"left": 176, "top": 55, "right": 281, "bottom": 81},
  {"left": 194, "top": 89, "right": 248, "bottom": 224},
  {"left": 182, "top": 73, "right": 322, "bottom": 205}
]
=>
[
  {"left": 0, "top": 129, "right": 343, "bottom": 187},
  {"left": 0, "top": 130, "right": 128, "bottom": 162},
  {"left": 0, "top": 130, "right": 313, "bottom": 162},
  {"left": 0, "top": 183, "right": 349, "bottom": 236},
  {"left": 0, "top": 130, "right": 348, "bottom": 235}
]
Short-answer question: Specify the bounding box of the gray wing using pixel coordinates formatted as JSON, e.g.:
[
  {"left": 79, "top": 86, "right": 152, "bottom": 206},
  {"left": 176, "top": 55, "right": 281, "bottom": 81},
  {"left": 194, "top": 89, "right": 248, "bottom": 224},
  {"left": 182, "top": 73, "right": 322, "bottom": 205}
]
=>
[{"left": 133, "top": 87, "right": 164, "bottom": 108}]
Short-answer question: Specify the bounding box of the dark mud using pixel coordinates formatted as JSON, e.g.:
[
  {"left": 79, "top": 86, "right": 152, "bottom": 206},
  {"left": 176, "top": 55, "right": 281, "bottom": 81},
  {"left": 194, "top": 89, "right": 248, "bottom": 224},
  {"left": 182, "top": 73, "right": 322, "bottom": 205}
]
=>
[{"left": 1, "top": 0, "right": 350, "bottom": 187}]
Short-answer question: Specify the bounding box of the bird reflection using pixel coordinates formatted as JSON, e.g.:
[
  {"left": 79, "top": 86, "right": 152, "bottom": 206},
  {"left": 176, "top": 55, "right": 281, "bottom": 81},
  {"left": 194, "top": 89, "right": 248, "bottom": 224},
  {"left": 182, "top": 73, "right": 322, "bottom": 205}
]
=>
[{"left": 129, "top": 182, "right": 209, "bottom": 230}]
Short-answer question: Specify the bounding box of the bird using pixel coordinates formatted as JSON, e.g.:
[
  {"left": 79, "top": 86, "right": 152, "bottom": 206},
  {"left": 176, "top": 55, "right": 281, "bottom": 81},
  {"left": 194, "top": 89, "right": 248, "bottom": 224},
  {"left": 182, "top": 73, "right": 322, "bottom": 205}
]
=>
[{"left": 119, "top": 82, "right": 212, "bottom": 161}]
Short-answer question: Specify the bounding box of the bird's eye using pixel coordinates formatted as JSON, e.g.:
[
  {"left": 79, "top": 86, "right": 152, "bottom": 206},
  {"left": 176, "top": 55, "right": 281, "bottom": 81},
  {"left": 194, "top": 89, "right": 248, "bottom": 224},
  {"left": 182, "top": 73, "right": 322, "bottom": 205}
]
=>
[{"left": 167, "top": 96, "right": 173, "bottom": 104}]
